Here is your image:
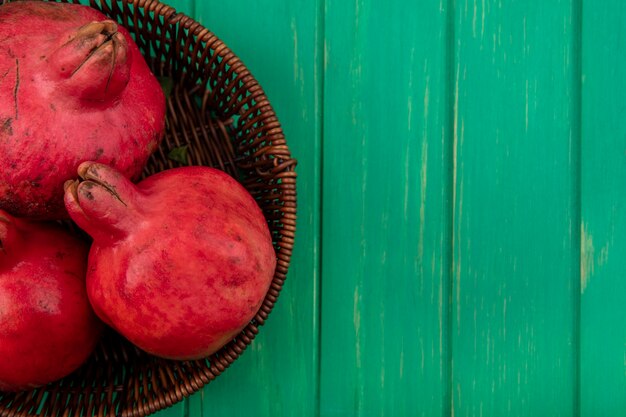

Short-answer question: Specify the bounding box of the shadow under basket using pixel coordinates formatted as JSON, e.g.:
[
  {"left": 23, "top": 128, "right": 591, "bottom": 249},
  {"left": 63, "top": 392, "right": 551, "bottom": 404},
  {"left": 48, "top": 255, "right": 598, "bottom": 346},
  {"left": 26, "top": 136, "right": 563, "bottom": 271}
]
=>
[{"left": 0, "top": 0, "right": 297, "bottom": 416}]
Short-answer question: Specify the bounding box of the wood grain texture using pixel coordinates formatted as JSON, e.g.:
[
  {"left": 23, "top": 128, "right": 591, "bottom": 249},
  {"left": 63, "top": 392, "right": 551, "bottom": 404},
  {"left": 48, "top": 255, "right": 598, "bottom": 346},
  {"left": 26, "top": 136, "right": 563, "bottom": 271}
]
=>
[
  {"left": 114, "top": 0, "right": 626, "bottom": 416},
  {"left": 451, "top": 1, "right": 580, "bottom": 415},
  {"left": 320, "top": 0, "right": 451, "bottom": 416},
  {"left": 580, "top": 1, "right": 626, "bottom": 415}
]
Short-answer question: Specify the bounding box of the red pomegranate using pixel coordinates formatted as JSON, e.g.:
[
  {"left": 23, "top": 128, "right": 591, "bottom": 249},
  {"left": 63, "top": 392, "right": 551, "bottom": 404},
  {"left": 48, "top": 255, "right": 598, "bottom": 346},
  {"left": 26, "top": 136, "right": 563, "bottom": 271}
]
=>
[
  {"left": 0, "top": 210, "right": 102, "bottom": 392},
  {"left": 64, "top": 162, "right": 276, "bottom": 360},
  {"left": 0, "top": 1, "right": 165, "bottom": 219}
]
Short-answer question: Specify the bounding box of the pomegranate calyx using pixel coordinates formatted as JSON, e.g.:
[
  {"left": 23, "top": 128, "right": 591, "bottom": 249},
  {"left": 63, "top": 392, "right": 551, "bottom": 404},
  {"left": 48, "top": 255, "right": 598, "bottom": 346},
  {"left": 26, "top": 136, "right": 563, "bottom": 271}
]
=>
[
  {"left": 77, "top": 165, "right": 127, "bottom": 207},
  {"left": 48, "top": 19, "right": 131, "bottom": 103}
]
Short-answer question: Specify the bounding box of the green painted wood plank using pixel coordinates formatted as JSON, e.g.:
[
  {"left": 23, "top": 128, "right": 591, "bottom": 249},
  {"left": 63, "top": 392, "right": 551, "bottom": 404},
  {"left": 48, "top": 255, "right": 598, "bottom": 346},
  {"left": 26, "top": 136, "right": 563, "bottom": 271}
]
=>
[
  {"left": 451, "top": 1, "right": 580, "bottom": 415},
  {"left": 320, "top": 1, "right": 451, "bottom": 416},
  {"left": 580, "top": 2, "right": 626, "bottom": 415},
  {"left": 185, "top": 1, "right": 322, "bottom": 416}
]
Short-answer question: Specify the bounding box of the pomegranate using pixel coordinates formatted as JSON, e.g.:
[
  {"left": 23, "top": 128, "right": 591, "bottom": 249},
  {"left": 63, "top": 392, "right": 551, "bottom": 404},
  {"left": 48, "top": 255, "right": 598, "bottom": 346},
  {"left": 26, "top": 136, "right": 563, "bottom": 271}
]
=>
[
  {"left": 0, "top": 210, "right": 102, "bottom": 392},
  {"left": 0, "top": 1, "right": 165, "bottom": 219},
  {"left": 64, "top": 162, "right": 276, "bottom": 360}
]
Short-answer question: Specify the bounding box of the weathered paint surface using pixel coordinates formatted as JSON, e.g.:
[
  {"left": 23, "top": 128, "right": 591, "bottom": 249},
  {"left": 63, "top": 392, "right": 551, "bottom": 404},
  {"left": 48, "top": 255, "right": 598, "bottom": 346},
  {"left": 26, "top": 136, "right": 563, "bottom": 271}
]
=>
[
  {"left": 451, "top": 1, "right": 580, "bottom": 415},
  {"left": 320, "top": 0, "right": 450, "bottom": 415},
  {"left": 148, "top": 0, "right": 626, "bottom": 415},
  {"left": 580, "top": 1, "right": 626, "bottom": 415}
]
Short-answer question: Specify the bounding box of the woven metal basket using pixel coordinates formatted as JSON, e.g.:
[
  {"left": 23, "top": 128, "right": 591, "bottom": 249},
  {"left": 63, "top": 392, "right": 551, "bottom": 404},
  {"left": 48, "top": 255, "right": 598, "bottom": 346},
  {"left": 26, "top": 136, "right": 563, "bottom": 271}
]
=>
[{"left": 0, "top": 0, "right": 297, "bottom": 416}]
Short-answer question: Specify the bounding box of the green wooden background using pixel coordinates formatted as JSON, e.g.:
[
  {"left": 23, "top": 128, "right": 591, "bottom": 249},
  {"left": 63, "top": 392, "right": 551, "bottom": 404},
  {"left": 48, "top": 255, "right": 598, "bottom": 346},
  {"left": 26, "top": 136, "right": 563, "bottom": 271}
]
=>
[{"left": 153, "top": 0, "right": 626, "bottom": 416}]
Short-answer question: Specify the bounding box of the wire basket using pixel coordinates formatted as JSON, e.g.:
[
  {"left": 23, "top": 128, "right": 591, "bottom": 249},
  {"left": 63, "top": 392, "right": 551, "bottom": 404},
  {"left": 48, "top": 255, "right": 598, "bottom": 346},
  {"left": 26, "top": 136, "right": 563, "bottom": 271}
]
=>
[{"left": 0, "top": 0, "right": 297, "bottom": 415}]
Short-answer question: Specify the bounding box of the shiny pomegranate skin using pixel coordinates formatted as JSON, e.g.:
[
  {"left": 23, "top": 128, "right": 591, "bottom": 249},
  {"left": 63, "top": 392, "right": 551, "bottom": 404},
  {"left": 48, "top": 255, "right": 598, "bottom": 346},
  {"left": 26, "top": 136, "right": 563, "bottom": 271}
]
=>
[{"left": 64, "top": 162, "right": 276, "bottom": 360}]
